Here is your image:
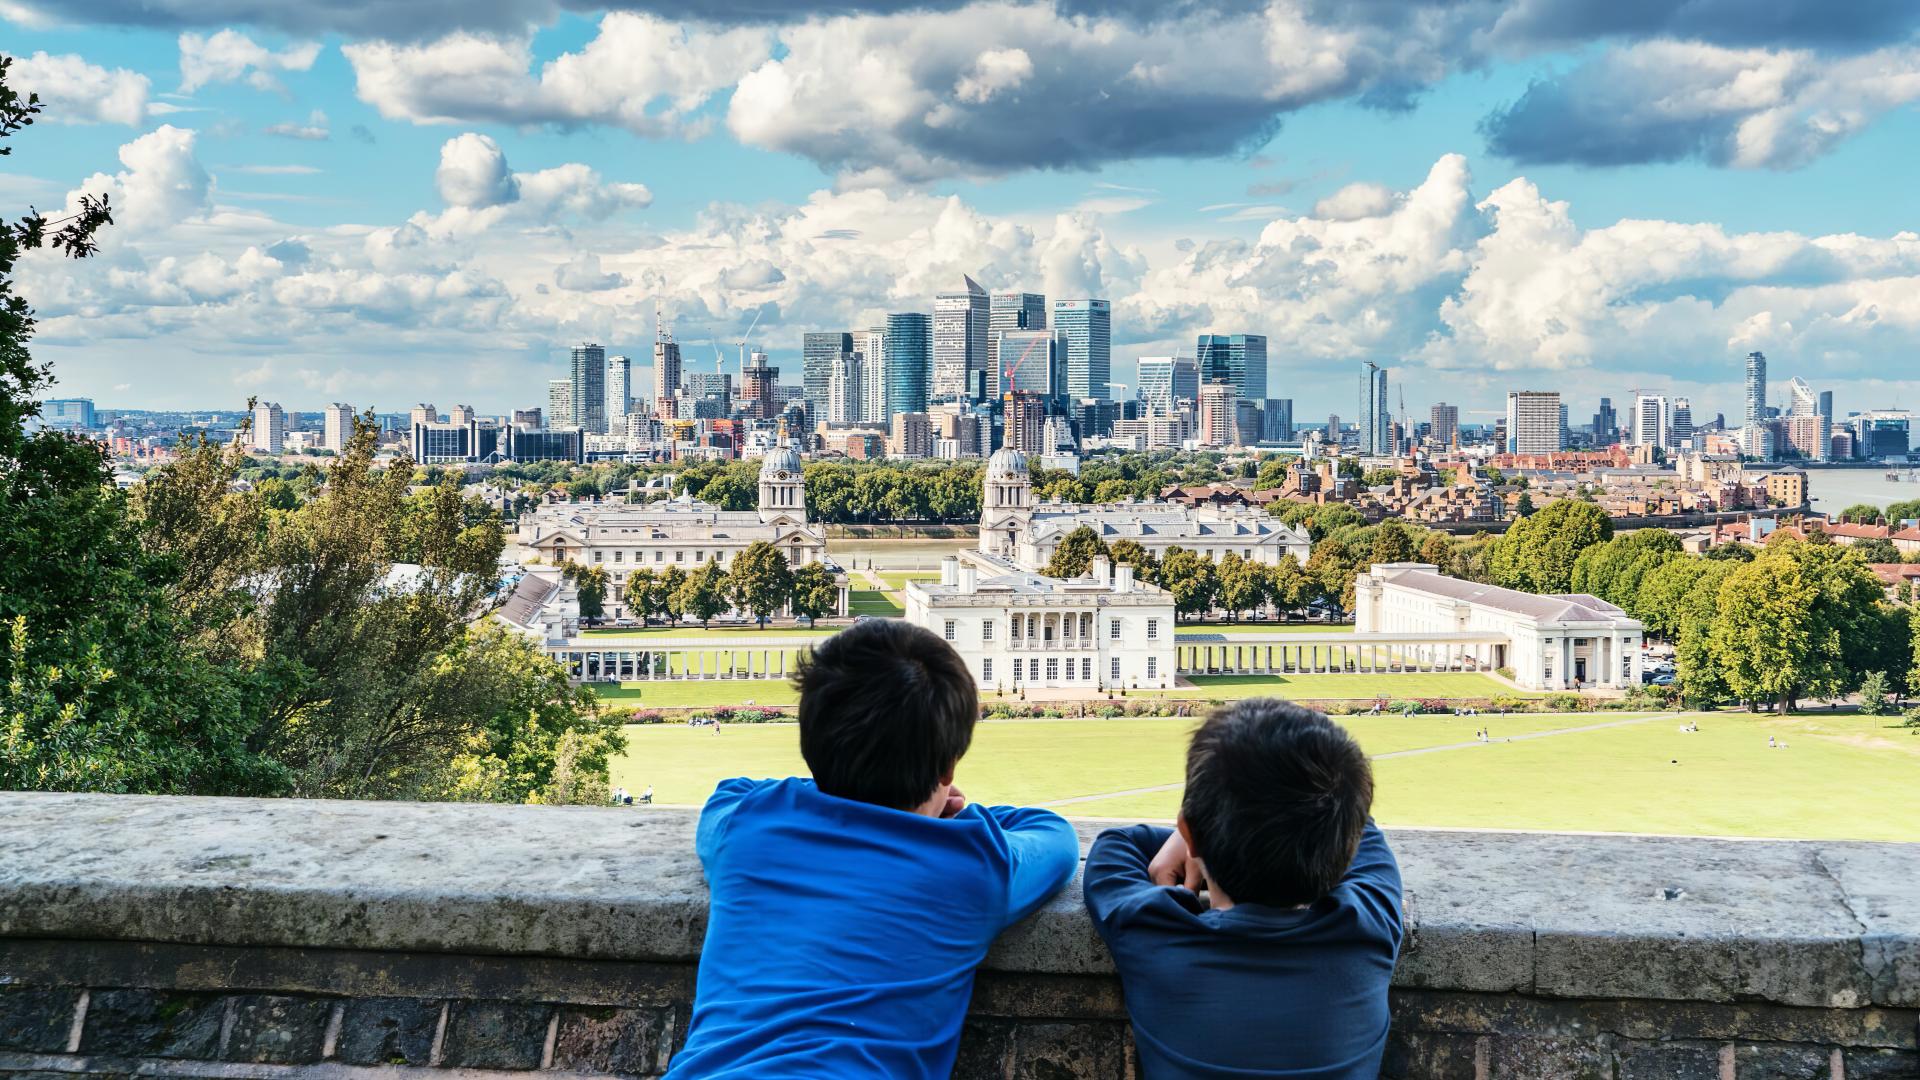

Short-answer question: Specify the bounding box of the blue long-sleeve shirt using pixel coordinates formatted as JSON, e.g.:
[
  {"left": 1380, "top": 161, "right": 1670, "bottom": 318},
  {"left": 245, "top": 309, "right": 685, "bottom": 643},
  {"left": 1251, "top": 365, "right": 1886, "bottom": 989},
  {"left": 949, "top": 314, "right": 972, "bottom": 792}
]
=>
[
  {"left": 665, "top": 777, "right": 1081, "bottom": 1079},
  {"left": 1083, "top": 822, "right": 1403, "bottom": 1079}
]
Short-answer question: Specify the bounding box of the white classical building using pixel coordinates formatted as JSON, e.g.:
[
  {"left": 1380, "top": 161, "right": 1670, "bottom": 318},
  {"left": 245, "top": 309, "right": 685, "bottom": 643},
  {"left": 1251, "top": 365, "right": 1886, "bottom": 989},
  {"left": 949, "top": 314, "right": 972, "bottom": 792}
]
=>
[
  {"left": 979, "top": 446, "right": 1310, "bottom": 570},
  {"left": 905, "top": 554, "right": 1176, "bottom": 693},
  {"left": 514, "top": 445, "right": 848, "bottom": 619},
  {"left": 1353, "top": 562, "right": 1644, "bottom": 691}
]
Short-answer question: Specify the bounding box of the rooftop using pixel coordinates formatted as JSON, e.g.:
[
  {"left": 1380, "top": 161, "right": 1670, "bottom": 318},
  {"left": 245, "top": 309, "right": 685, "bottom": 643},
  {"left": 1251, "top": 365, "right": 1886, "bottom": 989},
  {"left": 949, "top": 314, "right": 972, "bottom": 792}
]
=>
[{"left": 1371, "top": 563, "right": 1644, "bottom": 626}]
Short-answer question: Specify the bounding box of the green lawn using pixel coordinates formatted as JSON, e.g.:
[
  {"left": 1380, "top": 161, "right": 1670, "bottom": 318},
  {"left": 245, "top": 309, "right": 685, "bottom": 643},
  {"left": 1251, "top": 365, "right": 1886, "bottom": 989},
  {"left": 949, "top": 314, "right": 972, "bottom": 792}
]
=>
[
  {"left": 1176, "top": 622, "right": 1354, "bottom": 635},
  {"left": 611, "top": 712, "right": 1920, "bottom": 841},
  {"left": 1152, "top": 672, "right": 1527, "bottom": 700},
  {"left": 878, "top": 571, "right": 938, "bottom": 591},
  {"left": 848, "top": 589, "right": 903, "bottom": 617},
  {"left": 595, "top": 679, "right": 798, "bottom": 708}
]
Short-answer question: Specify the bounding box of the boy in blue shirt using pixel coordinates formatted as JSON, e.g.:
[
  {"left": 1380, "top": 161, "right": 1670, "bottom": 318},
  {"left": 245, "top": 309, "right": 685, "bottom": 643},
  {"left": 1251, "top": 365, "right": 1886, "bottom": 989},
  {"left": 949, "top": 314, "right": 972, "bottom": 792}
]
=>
[
  {"left": 667, "top": 619, "right": 1080, "bottom": 1079},
  {"left": 1084, "top": 699, "right": 1403, "bottom": 1079}
]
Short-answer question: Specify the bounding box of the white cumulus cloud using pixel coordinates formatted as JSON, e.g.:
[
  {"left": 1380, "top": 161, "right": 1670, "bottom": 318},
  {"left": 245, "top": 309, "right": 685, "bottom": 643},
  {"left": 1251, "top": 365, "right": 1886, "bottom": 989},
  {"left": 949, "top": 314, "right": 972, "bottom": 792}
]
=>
[
  {"left": 9, "top": 50, "right": 149, "bottom": 125},
  {"left": 178, "top": 29, "right": 321, "bottom": 93}
]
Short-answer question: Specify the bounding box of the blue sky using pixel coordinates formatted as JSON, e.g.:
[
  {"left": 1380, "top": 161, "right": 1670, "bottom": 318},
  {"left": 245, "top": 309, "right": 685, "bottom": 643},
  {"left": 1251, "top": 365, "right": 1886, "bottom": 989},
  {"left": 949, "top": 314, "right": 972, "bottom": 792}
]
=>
[{"left": 6, "top": 1, "right": 1920, "bottom": 422}]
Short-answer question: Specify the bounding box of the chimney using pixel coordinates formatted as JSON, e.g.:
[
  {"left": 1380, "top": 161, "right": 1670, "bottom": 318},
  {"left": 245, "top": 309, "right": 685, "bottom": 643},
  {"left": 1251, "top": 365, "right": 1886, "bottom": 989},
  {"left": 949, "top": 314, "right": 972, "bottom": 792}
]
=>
[
  {"left": 941, "top": 557, "right": 959, "bottom": 587},
  {"left": 1091, "top": 555, "right": 1111, "bottom": 584},
  {"left": 1116, "top": 564, "right": 1134, "bottom": 593},
  {"left": 958, "top": 564, "right": 977, "bottom": 594}
]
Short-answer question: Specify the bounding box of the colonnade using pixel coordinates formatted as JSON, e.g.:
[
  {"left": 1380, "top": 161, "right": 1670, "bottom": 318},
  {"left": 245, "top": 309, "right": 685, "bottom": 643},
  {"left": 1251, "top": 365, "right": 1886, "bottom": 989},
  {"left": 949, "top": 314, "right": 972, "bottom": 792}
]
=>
[
  {"left": 1174, "top": 637, "right": 1507, "bottom": 677},
  {"left": 549, "top": 645, "right": 803, "bottom": 682}
]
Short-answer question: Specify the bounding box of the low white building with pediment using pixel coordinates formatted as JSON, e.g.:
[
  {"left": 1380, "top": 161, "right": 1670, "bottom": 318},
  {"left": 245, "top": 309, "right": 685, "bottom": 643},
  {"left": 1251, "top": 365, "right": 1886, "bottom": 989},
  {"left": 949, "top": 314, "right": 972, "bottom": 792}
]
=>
[
  {"left": 906, "top": 554, "right": 1177, "bottom": 693},
  {"left": 1353, "top": 562, "right": 1644, "bottom": 691},
  {"left": 513, "top": 445, "right": 848, "bottom": 619},
  {"left": 979, "top": 446, "right": 1310, "bottom": 571}
]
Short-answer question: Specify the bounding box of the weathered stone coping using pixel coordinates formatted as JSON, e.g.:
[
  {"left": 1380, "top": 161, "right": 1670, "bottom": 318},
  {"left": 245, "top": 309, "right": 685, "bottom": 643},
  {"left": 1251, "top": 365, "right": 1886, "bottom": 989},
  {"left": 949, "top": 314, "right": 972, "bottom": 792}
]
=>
[{"left": 0, "top": 793, "right": 1913, "bottom": 1012}]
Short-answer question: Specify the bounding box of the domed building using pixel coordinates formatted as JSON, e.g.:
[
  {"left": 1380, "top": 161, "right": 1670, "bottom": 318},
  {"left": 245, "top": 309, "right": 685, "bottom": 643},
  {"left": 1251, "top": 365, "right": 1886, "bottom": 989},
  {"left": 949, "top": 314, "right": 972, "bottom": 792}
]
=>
[
  {"left": 515, "top": 443, "right": 845, "bottom": 621},
  {"left": 980, "top": 447, "right": 1310, "bottom": 570}
]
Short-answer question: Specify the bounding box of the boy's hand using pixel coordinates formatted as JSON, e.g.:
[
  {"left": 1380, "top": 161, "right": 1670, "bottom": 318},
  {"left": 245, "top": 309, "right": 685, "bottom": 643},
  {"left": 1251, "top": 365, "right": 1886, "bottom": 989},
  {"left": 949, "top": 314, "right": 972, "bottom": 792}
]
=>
[
  {"left": 1149, "top": 830, "right": 1204, "bottom": 892},
  {"left": 940, "top": 785, "right": 967, "bottom": 818}
]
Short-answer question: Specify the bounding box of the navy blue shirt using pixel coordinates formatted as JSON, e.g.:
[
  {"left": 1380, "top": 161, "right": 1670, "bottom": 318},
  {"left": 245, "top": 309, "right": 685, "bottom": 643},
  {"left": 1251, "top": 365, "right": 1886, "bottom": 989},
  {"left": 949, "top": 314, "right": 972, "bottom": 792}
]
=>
[
  {"left": 1083, "top": 822, "right": 1403, "bottom": 1079},
  {"left": 666, "top": 777, "right": 1080, "bottom": 1079}
]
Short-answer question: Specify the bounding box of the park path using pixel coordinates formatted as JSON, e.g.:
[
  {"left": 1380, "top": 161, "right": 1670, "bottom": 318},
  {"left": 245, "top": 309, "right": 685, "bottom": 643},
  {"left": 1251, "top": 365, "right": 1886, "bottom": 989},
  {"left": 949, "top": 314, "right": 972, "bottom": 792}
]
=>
[{"left": 1037, "top": 713, "right": 1674, "bottom": 808}]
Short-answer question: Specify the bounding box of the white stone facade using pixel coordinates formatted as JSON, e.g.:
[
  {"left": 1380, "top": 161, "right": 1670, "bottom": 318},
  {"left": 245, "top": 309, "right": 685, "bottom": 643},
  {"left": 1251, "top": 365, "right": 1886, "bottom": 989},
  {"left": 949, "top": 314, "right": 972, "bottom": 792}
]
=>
[
  {"left": 978, "top": 446, "right": 1310, "bottom": 570},
  {"left": 513, "top": 445, "right": 847, "bottom": 620},
  {"left": 906, "top": 554, "right": 1176, "bottom": 693},
  {"left": 1353, "top": 562, "right": 1643, "bottom": 691}
]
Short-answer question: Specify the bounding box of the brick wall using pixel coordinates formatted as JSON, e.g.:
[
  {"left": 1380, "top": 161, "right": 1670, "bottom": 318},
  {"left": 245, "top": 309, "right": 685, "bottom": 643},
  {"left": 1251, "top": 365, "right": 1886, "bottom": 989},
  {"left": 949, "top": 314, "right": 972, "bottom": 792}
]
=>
[{"left": 1, "top": 794, "right": 1914, "bottom": 1078}]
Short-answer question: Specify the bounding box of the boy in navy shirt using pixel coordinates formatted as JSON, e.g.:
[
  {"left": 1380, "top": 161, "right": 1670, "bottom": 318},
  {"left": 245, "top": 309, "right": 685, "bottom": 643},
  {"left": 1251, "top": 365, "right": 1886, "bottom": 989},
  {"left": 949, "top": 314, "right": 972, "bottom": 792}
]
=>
[
  {"left": 667, "top": 619, "right": 1080, "bottom": 1079},
  {"left": 1084, "top": 699, "right": 1403, "bottom": 1079}
]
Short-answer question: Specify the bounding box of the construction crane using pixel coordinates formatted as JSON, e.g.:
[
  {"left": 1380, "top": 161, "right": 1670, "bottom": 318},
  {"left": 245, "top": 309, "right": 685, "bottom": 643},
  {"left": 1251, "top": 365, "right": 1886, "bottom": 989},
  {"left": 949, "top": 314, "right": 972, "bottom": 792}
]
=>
[{"left": 734, "top": 307, "right": 765, "bottom": 376}]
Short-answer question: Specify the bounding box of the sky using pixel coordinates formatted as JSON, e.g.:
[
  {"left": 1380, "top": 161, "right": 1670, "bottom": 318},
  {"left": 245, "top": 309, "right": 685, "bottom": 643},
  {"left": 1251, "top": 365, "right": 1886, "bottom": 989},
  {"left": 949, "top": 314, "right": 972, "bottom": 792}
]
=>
[{"left": 5, "top": 0, "right": 1920, "bottom": 424}]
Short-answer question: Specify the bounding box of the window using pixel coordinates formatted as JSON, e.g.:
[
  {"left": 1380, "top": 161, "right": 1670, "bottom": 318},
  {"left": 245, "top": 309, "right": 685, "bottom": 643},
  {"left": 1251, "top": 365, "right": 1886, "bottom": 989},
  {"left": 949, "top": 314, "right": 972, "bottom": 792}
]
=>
[
  {"left": 944, "top": 620, "right": 957, "bottom": 642},
  {"left": 1082, "top": 658, "right": 1092, "bottom": 681},
  {"left": 614, "top": 551, "right": 623, "bottom": 562},
  {"left": 675, "top": 550, "right": 685, "bottom": 563},
  {"left": 1046, "top": 658, "right": 1058, "bottom": 680},
  {"left": 982, "top": 620, "right": 995, "bottom": 642},
  {"left": 1110, "top": 619, "right": 1121, "bottom": 640},
  {"left": 1147, "top": 657, "right": 1158, "bottom": 678},
  {"left": 983, "top": 659, "right": 993, "bottom": 683},
  {"left": 1029, "top": 659, "right": 1040, "bottom": 681},
  {"left": 1147, "top": 619, "right": 1159, "bottom": 640},
  {"left": 1110, "top": 656, "right": 1121, "bottom": 681},
  {"left": 592, "top": 550, "right": 603, "bottom": 562},
  {"left": 654, "top": 550, "right": 663, "bottom": 563}
]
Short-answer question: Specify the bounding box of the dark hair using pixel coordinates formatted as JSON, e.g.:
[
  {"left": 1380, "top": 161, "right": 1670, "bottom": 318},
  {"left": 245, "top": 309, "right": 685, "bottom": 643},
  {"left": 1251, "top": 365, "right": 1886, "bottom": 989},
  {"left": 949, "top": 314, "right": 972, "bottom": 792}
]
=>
[
  {"left": 1179, "top": 698, "right": 1373, "bottom": 907},
  {"left": 794, "top": 619, "right": 979, "bottom": 810}
]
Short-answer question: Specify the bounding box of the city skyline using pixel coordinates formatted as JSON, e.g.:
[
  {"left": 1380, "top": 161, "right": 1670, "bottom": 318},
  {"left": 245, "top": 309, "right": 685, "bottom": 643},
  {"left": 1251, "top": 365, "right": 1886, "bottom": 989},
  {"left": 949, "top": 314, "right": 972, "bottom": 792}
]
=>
[{"left": 9, "top": 4, "right": 1920, "bottom": 419}]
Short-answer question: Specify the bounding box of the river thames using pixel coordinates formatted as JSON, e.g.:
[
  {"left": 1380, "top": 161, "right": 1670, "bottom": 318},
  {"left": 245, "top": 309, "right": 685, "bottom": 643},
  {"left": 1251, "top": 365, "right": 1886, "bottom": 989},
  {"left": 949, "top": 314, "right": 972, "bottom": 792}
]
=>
[{"left": 1803, "top": 466, "right": 1920, "bottom": 514}]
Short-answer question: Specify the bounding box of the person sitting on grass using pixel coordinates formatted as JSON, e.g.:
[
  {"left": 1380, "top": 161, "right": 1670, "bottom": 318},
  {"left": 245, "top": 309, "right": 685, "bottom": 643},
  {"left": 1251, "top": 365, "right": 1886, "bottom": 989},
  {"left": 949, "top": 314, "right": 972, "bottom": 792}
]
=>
[
  {"left": 1083, "top": 698, "right": 1403, "bottom": 1079},
  {"left": 666, "top": 619, "right": 1080, "bottom": 1079}
]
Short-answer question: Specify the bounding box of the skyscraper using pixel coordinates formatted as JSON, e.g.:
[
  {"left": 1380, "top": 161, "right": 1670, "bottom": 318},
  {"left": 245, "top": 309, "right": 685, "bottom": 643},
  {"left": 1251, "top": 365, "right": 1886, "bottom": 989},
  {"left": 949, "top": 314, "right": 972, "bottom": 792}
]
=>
[
  {"left": 1137, "top": 356, "right": 1200, "bottom": 413},
  {"left": 803, "top": 332, "right": 853, "bottom": 421},
  {"left": 1263, "top": 399, "right": 1295, "bottom": 442},
  {"left": 547, "top": 379, "right": 572, "bottom": 427},
  {"left": 827, "top": 351, "right": 864, "bottom": 425},
  {"left": 1818, "top": 390, "right": 1834, "bottom": 420},
  {"left": 885, "top": 312, "right": 932, "bottom": 416},
  {"left": 1430, "top": 403, "right": 1459, "bottom": 449},
  {"left": 1054, "top": 299, "right": 1111, "bottom": 400},
  {"left": 1195, "top": 334, "right": 1268, "bottom": 403},
  {"left": 996, "top": 330, "right": 1060, "bottom": 398},
  {"left": 1592, "top": 398, "right": 1618, "bottom": 445},
  {"left": 1199, "top": 381, "right": 1236, "bottom": 448},
  {"left": 1358, "top": 362, "right": 1390, "bottom": 455},
  {"left": 1744, "top": 351, "right": 1768, "bottom": 458},
  {"left": 606, "top": 355, "right": 632, "bottom": 434},
  {"left": 321, "top": 402, "right": 355, "bottom": 451},
  {"left": 570, "top": 343, "right": 607, "bottom": 434},
  {"left": 860, "top": 327, "right": 887, "bottom": 422},
  {"left": 1632, "top": 394, "right": 1667, "bottom": 448},
  {"left": 988, "top": 291, "right": 1046, "bottom": 382},
  {"left": 1669, "top": 398, "right": 1694, "bottom": 449},
  {"left": 251, "top": 401, "right": 286, "bottom": 453},
  {"left": 933, "top": 275, "right": 989, "bottom": 402},
  {"left": 651, "top": 333, "right": 681, "bottom": 421},
  {"left": 740, "top": 349, "right": 777, "bottom": 419},
  {"left": 1505, "top": 391, "right": 1563, "bottom": 454}
]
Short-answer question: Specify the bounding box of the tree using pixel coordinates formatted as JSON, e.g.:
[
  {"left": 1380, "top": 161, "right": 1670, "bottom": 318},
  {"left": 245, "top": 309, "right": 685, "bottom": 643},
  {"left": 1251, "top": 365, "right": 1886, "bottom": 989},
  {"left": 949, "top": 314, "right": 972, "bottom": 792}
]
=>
[
  {"left": 678, "top": 558, "right": 731, "bottom": 628},
  {"left": 1707, "top": 540, "right": 1884, "bottom": 711},
  {"left": 1369, "top": 520, "right": 1419, "bottom": 565},
  {"left": 1336, "top": 456, "right": 1362, "bottom": 480},
  {"left": 1514, "top": 492, "right": 1536, "bottom": 516},
  {"left": 1266, "top": 556, "right": 1309, "bottom": 617},
  {"left": 1361, "top": 467, "right": 1401, "bottom": 487},
  {"left": 1850, "top": 537, "right": 1902, "bottom": 564},
  {"left": 564, "top": 562, "right": 608, "bottom": 622},
  {"left": 729, "top": 542, "right": 794, "bottom": 627},
  {"left": 1858, "top": 671, "right": 1892, "bottom": 716},
  {"left": 1703, "top": 542, "right": 1755, "bottom": 562},
  {"left": 1107, "top": 538, "right": 1160, "bottom": 585},
  {"left": 1045, "top": 525, "right": 1110, "bottom": 578},
  {"left": 1838, "top": 503, "right": 1886, "bottom": 525},
  {"left": 1487, "top": 498, "right": 1613, "bottom": 594},
  {"left": 789, "top": 562, "right": 839, "bottom": 623},
  {"left": 626, "top": 568, "right": 657, "bottom": 624},
  {"left": 1217, "top": 555, "right": 1268, "bottom": 621},
  {"left": 698, "top": 464, "right": 759, "bottom": 512},
  {"left": 657, "top": 565, "right": 689, "bottom": 624},
  {"left": 1157, "top": 547, "right": 1218, "bottom": 621},
  {"left": 1885, "top": 498, "right": 1920, "bottom": 524}
]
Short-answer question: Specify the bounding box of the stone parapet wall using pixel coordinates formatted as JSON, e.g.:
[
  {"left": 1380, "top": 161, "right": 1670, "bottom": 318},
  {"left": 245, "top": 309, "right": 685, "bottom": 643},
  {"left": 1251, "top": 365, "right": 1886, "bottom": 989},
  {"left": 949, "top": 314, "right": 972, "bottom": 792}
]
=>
[{"left": 0, "top": 794, "right": 1914, "bottom": 1078}]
